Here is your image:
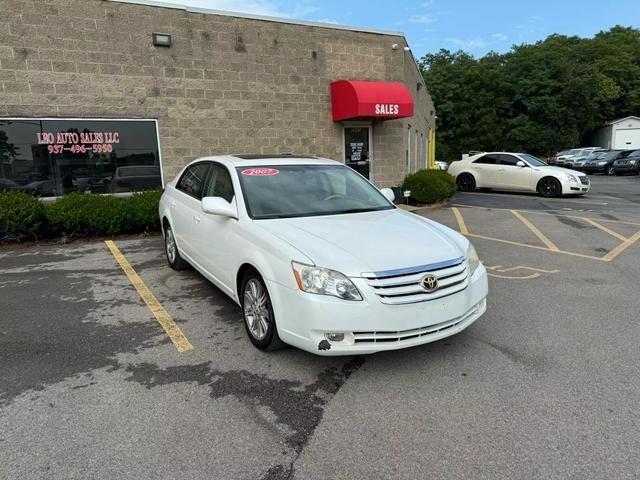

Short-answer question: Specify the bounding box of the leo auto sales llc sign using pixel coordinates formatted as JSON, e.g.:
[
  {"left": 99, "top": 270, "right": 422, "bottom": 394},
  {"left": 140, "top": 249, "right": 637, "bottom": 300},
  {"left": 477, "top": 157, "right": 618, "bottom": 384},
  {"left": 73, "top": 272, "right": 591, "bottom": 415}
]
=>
[{"left": 37, "top": 131, "right": 120, "bottom": 154}]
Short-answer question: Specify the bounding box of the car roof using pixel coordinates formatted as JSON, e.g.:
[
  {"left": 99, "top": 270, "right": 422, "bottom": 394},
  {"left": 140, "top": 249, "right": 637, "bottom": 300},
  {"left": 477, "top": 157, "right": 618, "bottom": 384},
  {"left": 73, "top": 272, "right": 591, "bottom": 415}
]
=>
[
  {"left": 187, "top": 154, "right": 343, "bottom": 167},
  {"left": 463, "top": 152, "right": 523, "bottom": 160}
]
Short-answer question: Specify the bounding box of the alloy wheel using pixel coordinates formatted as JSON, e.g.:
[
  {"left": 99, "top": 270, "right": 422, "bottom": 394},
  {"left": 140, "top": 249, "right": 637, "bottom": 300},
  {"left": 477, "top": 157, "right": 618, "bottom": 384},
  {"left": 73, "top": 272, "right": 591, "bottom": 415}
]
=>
[
  {"left": 457, "top": 174, "right": 475, "bottom": 192},
  {"left": 243, "top": 278, "right": 270, "bottom": 341},
  {"left": 540, "top": 178, "right": 560, "bottom": 197},
  {"left": 165, "top": 228, "right": 176, "bottom": 264}
]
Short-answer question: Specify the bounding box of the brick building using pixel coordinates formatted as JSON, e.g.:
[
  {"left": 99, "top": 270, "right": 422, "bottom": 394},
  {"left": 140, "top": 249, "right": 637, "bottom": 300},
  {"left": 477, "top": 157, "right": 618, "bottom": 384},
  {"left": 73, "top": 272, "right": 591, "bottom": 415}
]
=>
[{"left": 0, "top": 0, "right": 436, "bottom": 196}]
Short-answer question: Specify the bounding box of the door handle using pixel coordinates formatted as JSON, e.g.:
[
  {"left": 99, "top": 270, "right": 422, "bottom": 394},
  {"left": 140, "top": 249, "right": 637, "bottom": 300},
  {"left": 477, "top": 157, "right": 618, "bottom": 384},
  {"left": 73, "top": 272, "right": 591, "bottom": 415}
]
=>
[
  {"left": 193, "top": 215, "right": 201, "bottom": 224},
  {"left": 170, "top": 201, "right": 176, "bottom": 208}
]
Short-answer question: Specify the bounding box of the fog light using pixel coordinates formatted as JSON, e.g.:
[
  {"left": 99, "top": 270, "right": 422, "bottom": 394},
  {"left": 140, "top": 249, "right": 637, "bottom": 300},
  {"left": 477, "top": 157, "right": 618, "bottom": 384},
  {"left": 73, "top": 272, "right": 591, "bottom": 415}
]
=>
[{"left": 325, "top": 332, "right": 344, "bottom": 342}]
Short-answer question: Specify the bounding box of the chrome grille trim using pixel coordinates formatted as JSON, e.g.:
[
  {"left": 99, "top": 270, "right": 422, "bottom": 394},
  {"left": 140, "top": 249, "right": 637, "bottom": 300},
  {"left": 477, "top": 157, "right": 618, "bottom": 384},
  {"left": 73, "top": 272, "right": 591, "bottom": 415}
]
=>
[
  {"left": 364, "top": 257, "right": 469, "bottom": 305},
  {"left": 362, "top": 255, "right": 465, "bottom": 279}
]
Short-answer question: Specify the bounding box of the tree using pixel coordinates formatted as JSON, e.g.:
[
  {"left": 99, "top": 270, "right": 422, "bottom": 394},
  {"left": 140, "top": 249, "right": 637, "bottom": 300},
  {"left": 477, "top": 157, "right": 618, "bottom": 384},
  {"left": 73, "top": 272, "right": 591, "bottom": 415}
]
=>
[{"left": 420, "top": 26, "right": 640, "bottom": 160}]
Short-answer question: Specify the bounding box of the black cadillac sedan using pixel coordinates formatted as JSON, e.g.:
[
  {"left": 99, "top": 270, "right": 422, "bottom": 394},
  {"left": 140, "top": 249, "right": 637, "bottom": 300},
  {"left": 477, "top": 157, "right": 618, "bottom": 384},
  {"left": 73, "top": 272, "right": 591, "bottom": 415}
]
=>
[
  {"left": 582, "top": 150, "right": 632, "bottom": 175},
  {"left": 611, "top": 150, "right": 640, "bottom": 175}
]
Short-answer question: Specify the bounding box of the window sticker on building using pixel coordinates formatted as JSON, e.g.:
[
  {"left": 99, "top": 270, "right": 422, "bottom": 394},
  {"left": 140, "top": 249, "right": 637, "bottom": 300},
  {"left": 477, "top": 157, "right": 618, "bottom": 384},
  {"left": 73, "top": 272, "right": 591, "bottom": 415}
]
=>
[
  {"left": 350, "top": 142, "right": 364, "bottom": 161},
  {"left": 241, "top": 168, "right": 279, "bottom": 176}
]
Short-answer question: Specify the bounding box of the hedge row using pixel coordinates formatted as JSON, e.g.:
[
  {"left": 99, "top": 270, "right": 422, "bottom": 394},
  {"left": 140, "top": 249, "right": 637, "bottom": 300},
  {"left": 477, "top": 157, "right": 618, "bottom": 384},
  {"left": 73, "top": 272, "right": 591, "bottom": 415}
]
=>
[
  {"left": 0, "top": 190, "right": 162, "bottom": 243},
  {"left": 401, "top": 169, "right": 456, "bottom": 204}
]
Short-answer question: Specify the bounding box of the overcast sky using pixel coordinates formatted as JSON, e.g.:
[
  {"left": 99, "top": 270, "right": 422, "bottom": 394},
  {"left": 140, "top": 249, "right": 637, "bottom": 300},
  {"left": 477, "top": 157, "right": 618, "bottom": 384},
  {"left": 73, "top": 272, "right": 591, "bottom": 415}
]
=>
[{"left": 168, "top": 0, "right": 640, "bottom": 58}]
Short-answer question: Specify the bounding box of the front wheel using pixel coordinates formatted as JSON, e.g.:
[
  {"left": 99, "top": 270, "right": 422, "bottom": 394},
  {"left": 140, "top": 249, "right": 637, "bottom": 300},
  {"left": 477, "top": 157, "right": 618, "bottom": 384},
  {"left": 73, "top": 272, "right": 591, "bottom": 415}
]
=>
[
  {"left": 538, "top": 177, "right": 562, "bottom": 198},
  {"left": 241, "top": 271, "right": 286, "bottom": 351},
  {"left": 605, "top": 165, "right": 615, "bottom": 175},
  {"left": 456, "top": 173, "right": 476, "bottom": 192}
]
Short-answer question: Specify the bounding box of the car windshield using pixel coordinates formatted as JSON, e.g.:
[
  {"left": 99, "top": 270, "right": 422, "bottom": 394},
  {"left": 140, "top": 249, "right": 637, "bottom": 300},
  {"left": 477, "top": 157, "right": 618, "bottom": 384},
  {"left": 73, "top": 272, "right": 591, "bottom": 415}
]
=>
[
  {"left": 237, "top": 164, "right": 394, "bottom": 219},
  {"left": 520, "top": 154, "right": 547, "bottom": 166}
]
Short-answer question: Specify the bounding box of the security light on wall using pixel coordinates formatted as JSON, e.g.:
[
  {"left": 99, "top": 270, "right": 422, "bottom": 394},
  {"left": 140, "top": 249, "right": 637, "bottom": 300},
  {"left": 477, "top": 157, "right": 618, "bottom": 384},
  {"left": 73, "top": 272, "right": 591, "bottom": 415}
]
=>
[{"left": 152, "top": 33, "right": 172, "bottom": 47}]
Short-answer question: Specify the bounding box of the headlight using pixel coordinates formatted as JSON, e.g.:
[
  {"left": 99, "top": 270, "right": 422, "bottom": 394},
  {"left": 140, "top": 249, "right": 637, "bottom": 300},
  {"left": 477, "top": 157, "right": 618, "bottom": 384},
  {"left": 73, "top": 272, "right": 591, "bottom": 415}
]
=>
[
  {"left": 467, "top": 243, "right": 480, "bottom": 276},
  {"left": 564, "top": 173, "right": 578, "bottom": 182},
  {"left": 292, "top": 262, "right": 362, "bottom": 301},
  {"left": 597, "top": 161, "right": 607, "bottom": 165}
]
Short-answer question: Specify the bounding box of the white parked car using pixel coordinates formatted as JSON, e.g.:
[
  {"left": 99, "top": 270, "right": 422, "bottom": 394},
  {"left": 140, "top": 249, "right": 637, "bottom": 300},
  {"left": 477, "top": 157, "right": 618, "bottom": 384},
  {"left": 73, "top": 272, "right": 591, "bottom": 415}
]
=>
[
  {"left": 448, "top": 152, "right": 590, "bottom": 197},
  {"left": 159, "top": 155, "right": 488, "bottom": 355}
]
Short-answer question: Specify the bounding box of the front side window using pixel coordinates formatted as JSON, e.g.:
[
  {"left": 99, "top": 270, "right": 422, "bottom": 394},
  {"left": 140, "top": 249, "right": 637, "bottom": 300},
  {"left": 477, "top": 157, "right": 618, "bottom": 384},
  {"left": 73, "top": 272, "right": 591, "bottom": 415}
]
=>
[
  {"left": 237, "top": 164, "right": 393, "bottom": 219},
  {"left": 519, "top": 154, "right": 547, "bottom": 166},
  {"left": 496, "top": 154, "right": 521, "bottom": 166},
  {"left": 177, "top": 163, "right": 210, "bottom": 199},
  {"left": 203, "top": 163, "right": 234, "bottom": 203}
]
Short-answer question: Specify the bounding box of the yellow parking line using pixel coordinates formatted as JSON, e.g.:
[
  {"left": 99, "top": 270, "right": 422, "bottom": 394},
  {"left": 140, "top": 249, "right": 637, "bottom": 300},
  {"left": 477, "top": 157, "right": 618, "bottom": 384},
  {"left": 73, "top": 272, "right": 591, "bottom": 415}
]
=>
[
  {"left": 511, "top": 210, "right": 560, "bottom": 251},
  {"left": 583, "top": 218, "right": 628, "bottom": 242},
  {"left": 452, "top": 203, "right": 640, "bottom": 227},
  {"left": 465, "top": 233, "right": 608, "bottom": 261},
  {"left": 451, "top": 207, "right": 469, "bottom": 234},
  {"left": 105, "top": 240, "right": 193, "bottom": 353},
  {"left": 488, "top": 272, "right": 542, "bottom": 280},
  {"left": 601, "top": 230, "right": 640, "bottom": 261},
  {"left": 493, "top": 265, "right": 560, "bottom": 274}
]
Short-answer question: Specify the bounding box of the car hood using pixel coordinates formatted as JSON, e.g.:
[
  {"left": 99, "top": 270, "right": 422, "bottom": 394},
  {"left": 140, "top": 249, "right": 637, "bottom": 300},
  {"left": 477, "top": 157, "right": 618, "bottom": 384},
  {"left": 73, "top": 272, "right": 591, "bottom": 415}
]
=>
[
  {"left": 254, "top": 209, "right": 466, "bottom": 277},
  {"left": 534, "top": 165, "right": 585, "bottom": 176}
]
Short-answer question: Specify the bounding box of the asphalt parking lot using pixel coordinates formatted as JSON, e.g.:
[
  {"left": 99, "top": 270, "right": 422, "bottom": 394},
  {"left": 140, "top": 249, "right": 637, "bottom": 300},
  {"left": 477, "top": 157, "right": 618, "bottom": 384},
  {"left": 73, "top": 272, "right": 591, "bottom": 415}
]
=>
[{"left": 1, "top": 175, "right": 639, "bottom": 479}]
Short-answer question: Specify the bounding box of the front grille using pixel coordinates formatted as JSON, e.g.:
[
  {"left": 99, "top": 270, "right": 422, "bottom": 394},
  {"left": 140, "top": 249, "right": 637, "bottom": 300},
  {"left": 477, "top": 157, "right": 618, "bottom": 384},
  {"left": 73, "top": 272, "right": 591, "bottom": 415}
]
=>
[
  {"left": 363, "top": 256, "right": 468, "bottom": 305},
  {"left": 352, "top": 302, "right": 480, "bottom": 343},
  {"left": 579, "top": 176, "right": 589, "bottom": 185}
]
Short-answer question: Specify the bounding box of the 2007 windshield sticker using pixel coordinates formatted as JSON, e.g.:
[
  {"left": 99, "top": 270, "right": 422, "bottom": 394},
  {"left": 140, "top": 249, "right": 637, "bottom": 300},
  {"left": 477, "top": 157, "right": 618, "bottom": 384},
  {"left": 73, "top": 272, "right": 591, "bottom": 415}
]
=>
[{"left": 241, "top": 168, "right": 279, "bottom": 176}]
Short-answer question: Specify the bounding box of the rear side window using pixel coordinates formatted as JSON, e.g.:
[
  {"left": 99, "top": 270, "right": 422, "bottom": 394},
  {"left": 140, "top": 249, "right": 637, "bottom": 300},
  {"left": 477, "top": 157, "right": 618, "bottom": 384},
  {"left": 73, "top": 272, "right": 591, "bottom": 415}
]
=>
[
  {"left": 202, "top": 163, "right": 235, "bottom": 203},
  {"left": 176, "top": 163, "right": 210, "bottom": 199},
  {"left": 473, "top": 155, "right": 498, "bottom": 165}
]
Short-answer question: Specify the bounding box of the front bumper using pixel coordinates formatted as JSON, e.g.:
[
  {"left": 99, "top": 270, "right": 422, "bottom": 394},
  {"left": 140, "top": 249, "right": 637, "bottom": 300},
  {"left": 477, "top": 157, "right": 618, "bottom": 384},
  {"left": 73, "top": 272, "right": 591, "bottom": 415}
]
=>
[
  {"left": 267, "top": 264, "right": 489, "bottom": 356},
  {"left": 612, "top": 163, "right": 639, "bottom": 173},
  {"left": 561, "top": 177, "right": 590, "bottom": 195},
  {"left": 582, "top": 164, "right": 607, "bottom": 173}
]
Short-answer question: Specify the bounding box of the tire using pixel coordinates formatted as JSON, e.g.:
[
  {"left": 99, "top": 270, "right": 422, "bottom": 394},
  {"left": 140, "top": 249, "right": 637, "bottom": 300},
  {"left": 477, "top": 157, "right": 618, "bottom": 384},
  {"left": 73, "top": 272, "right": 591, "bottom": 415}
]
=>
[
  {"left": 537, "top": 177, "right": 562, "bottom": 198},
  {"left": 456, "top": 173, "right": 476, "bottom": 192},
  {"left": 241, "top": 270, "right": 286, "bottom": 352},
  {"left": 164, "top": 223, "right": 189, "bottom": 270},
  {"left": 605, "top": 165, "right": 615, "bottom": 175}
]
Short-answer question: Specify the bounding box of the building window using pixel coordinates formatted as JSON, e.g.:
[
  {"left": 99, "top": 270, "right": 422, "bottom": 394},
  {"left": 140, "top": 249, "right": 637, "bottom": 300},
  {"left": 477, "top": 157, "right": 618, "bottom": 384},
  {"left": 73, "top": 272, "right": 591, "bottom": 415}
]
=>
[{"left": 0, "top": 118, "right": 161, "bottom": 197}]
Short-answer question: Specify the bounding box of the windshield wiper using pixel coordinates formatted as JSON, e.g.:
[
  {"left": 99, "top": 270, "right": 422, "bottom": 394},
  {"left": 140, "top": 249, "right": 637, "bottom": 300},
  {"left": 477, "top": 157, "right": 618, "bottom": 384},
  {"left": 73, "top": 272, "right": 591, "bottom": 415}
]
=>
[
  {"left": 335, "top": 207, "right": 391, "bottom": 215},
  {"left": 253, "top": 214, "right": 288, "bottom": 219}
]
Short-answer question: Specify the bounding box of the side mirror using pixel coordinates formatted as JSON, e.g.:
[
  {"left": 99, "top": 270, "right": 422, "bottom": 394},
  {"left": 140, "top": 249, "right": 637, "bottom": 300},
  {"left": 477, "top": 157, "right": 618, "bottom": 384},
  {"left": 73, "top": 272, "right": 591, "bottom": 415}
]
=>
[
  {"left": 516, "top": 160, "right": 526, "bottom": 167},
  {"left": 201, "top": 196, "right": 238, "bottom": 219},
  {"left": 380, "top": 187, "right": 395, "bottom": 203}
]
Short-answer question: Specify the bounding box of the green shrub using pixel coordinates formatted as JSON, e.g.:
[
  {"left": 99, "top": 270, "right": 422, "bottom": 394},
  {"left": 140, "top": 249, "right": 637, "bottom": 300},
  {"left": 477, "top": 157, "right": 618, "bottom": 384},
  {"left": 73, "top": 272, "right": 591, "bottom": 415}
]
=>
[
  {"left": 0, "top": 190, "right": 47, "bottom": 241},
  {"left": 46, "top": 190, "right": 162, "bottom": 237},
  {"left": 401, "top": 169, "right": 456, "bottom": 204}
]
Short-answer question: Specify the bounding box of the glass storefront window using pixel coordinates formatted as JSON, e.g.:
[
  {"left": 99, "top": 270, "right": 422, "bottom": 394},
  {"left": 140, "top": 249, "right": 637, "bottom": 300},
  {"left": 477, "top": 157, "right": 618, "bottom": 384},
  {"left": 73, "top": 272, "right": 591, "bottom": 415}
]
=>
[{"left": 0, "top": 118, "right": 162, "bottom": 197}]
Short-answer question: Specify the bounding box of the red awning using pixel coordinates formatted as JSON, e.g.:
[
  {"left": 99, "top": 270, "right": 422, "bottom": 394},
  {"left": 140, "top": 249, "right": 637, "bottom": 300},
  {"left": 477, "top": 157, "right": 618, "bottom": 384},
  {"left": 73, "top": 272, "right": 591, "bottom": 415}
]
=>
[{"left": 331, "top": 80, "right": 414, "bottom": 122}]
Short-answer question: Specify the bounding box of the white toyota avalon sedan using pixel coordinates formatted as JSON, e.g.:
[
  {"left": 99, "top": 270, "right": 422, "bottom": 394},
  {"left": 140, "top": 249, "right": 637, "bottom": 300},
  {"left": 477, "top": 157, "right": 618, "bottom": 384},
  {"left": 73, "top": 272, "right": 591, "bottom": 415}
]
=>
[
  {"left": 448, "top": 152, "right": 590, "bottom": 197},
  {"left": 159, "top": 155, "right": 488, "bottom": 355}
]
